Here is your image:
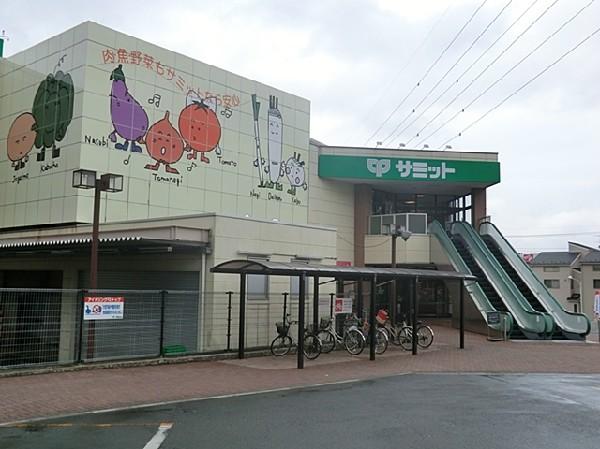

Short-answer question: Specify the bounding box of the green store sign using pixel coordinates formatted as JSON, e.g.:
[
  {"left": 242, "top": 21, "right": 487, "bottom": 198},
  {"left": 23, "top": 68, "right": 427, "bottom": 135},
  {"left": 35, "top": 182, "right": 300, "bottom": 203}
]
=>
[{"left": 318, "top": 155, "right": 500, "bottom": 183}]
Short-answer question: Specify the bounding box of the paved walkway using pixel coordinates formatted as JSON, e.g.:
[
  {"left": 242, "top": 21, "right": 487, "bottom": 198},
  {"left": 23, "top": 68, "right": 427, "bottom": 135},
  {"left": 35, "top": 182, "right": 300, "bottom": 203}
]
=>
[{"left": 1, "top": 325, "right": 598, "bottom": 425}]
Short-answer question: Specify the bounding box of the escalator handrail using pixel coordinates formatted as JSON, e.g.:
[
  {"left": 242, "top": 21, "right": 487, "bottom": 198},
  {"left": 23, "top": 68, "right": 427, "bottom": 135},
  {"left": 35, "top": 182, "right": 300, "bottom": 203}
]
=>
[
  {"left": 480, "top": 222, "right": 590, "bottom": 336},
  {"left": 429, "top": 221, "right": 514, "bottom": 332},
  {"left": 452, "top": 222, "right": 551, "bottom": 336}
]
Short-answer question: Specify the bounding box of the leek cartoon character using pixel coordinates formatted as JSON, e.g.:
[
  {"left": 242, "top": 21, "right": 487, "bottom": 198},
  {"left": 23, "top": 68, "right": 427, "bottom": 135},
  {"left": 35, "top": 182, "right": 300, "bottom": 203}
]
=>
[
  {"left": 144, "top": 111, "right": 185, "bottom": 174},
  {"left": 251, "top": 94, "right": 266, "bottom": 186},
  {"left": 109, "top": 65, "right": 148, "bottom": 153},
  {"left": 266, "top": 95, "right": 283, "bottom": 190},
  {"left": 32, "top": 69, "right": 74, "bottom": 161},
  {"left": 179, "top": 90, "right": 221, "bottom": 164},
  {"left": 6, "top": 113, "right": 37, "bottom": 171},
  {"left": 285, "top": 152, "right": 308, "bottom": 196}
]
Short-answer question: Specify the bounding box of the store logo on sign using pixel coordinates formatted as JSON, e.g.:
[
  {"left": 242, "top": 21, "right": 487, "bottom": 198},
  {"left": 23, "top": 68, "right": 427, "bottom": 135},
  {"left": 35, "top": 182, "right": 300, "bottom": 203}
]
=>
[{"left": 367, "top": 159, "right": 390, "bottom": 178}]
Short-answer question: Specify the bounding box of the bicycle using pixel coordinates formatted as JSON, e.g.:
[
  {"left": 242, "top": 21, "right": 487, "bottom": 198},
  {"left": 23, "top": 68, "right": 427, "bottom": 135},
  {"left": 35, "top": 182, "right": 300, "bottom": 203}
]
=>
[
  {"left": 270, "top": 314, "right": 322, "bottom": 360},
  {"left": 317, "top": 316, "right": 366, "bottom": 356},
  {"left": 376, "top": 309, "right": 404, "bottom": 347},
  {"left": 396, "top": 320, "right": 434, "bottom": 351},
  {"left": 356, "top": 315, "right": 389, "bottom": 355}
]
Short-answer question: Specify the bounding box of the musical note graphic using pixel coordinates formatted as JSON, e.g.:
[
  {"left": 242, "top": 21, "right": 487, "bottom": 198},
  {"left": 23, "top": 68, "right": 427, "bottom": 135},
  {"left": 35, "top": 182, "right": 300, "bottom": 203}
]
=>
[
  {"left": 220, "top": 107, "right": 232, "bottom": 119},
  {"left": 187, "top": 162, "right": 198, "bottom": 172},
  {"left": 123, "top": 154, "right": 131, "bottom": 165},
  {"left": 148, "top": 93, "right": 161, "bottom": 108}
]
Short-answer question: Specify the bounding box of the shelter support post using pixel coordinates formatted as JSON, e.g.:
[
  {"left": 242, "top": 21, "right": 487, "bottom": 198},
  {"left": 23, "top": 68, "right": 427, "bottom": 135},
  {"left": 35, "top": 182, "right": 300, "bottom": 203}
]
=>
[
  {"left": 298, "top": 272, "right": 306, "bottom": 369},
  {"left": 313, "top": 277, "right": 319, "bottom": 330},
  {"left": 460, "top": 280, "right": 465, "bottom": 349},
  {"left": 370, "top": 276, "right": 376, "bottom": 361},
  {"left": 357, "top": 280, "right": 363, "bottom": 318},
  {"left": 282, "top": 292, "right": 288, "bottom": 323},
  {"left": 412, "top": 277, "right": 418, "bottom": 356},
  {"left": 329, "top": 293, "right": 334, "bottom": 318},
  {"left": 238, "top": 274, "right": 246, "bottom": 359},
  {"left": 391, "top": 234, "right": 397, "bottom": 324}
]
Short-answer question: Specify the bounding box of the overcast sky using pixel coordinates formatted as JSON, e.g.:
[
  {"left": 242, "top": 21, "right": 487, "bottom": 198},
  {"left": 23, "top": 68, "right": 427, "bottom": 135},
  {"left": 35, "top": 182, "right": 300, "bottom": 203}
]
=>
[{"left": 3, "top": 0, "right": 599, "bottom": 253}]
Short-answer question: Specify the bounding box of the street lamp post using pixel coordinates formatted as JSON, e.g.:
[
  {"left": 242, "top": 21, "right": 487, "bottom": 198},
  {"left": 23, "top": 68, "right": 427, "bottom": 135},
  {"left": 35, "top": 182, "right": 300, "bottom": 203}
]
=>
[
  {"left": 389, "top": 224, "right": 412, "bottom": 324},
  {"left": 568, "top": 275, "right": 582, "bottom": 314},
  {"left": 72, "top": 169, "right": 123, "bottom": 359}
]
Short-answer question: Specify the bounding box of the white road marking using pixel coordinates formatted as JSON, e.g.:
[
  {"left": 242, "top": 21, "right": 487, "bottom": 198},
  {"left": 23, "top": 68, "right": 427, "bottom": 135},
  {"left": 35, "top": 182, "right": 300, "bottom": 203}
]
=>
[{"left": 142, "top": 422, "right": 173, "bottom": 449}]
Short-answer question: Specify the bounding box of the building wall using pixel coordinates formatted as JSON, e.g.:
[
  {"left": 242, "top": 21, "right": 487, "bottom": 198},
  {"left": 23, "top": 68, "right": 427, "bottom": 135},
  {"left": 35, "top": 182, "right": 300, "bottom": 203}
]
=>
[
  {"left": 363, "top": 235, "right": 430, "bottom": 265},
  {"left": 531, "top": 266, "right": 572, "bottom": 311},
  {"left": 581, "top": 264, "right": 600, "bottom": 322},
  {"left": 307, "top": 142, "right": 354, "bottom": 265},
  {"left": 1, "top": 22, "right": 311, "bottom": 229}
]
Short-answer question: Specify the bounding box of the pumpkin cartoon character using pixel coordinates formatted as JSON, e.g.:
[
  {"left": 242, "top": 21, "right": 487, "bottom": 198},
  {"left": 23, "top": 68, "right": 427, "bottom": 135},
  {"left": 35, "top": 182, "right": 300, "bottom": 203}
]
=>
[
  {"left": 178, "top": 92, "right": 221, "bottom": 164},
  {"left": 144, "top": 111, "right": 185, "bottom": 174},
  {"left": 6, "top": 112, "right": 37, "bottom": 171}
]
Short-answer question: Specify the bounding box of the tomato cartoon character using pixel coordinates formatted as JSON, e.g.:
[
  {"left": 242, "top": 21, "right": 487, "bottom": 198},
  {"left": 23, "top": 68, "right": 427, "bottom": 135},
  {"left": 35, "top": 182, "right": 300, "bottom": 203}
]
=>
[
  {"left": 178, "top": 96, "right": 221, "bottom": 164},
  {"left": 144, "top": 111, "right": 184, "bottom": 174},
  {"left": 7, "top": 112, "right": 37, "bottom": 171}
]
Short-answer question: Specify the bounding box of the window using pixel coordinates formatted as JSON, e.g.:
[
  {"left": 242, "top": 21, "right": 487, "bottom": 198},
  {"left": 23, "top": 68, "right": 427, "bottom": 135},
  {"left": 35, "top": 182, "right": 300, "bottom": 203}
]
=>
[
  {"left": 544, "top": 279, "right": 560, "bottom": 289},
  {"left": 247, "top": 274, "right": 268, "bottom": 300},
  {"left": 593, "top": 280, "right": 600, "bottom": 289},
  {"left": 592, "top": 265, "right": 600, "bottom": 271},
  {"left": 543, "top": 267, "right": 560, "bottom": 272}
]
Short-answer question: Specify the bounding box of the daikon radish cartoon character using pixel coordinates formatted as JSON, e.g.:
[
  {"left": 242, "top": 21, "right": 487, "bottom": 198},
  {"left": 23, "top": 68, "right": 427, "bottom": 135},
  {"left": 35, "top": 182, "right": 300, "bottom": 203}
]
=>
[{"left": 266, "top": 95, "right": 283, "bottom": 190}]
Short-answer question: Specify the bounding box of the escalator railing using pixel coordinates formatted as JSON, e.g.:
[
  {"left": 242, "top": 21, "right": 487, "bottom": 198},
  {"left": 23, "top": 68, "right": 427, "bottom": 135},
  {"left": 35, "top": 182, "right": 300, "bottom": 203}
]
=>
[
  {"left": 451, "top": 222, "right": 553, "bottom": 339},
  {"left": 430, "top": 221, "right": 513, "bottom": 334},
  {"left": 480, "top": 222, "right": 590, "bottom": 340}
]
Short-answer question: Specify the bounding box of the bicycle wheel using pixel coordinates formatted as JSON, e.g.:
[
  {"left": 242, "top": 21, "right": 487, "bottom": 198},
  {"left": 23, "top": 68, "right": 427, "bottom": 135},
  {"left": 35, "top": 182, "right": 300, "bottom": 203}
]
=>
[
  {"left": 343, "top": 329, "right": 365, "bottom": 355},
  {"left": 317, "top": 330, "right": 335, "bottom": 354},
  {"left": 375, "top": 329, "right": 388, "bottom": 355},
  {"left": 270, "top": 335, "right": 292, "bottom": 356},
  {"left": 303, "top": 334, "right": 322, "bottom": 360},
  {"left": 417, "top": 325, "right": 434, "bottom": 349},
  {"left": 397, "top": 327, "right": 412, "bottom": 351}
]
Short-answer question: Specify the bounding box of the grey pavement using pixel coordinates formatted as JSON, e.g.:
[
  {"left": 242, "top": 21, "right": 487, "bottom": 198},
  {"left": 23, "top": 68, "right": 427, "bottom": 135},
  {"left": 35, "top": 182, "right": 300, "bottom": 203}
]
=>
[{"left": 2, "top": 373, "right": 600, "bottom": 449}]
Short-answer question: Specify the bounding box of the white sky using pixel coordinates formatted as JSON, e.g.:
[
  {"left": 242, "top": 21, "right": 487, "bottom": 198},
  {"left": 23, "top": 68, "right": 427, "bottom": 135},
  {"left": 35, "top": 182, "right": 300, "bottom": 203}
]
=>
[{"left": 3, "top": 0, "right": 599, "bottom": 253}]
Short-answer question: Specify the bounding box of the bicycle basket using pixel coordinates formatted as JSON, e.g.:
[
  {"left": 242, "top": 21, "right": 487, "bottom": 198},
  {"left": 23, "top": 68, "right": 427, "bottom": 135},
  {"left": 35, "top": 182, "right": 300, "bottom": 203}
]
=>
[
  {"left": 319, "top": 317, "right": 331, "bottom": 330},
  {"left": 306, "top": 324, "right": 316, "bottom": 335},
  {"left": 276, "top": 322, "right": 289, "bottom": 335}
]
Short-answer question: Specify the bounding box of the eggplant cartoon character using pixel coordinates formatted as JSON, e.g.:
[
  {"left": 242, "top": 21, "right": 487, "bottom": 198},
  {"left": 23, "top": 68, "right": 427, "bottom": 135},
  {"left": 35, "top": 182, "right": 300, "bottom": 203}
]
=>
[{"left": 109, "top": 65, "right": 148, "bottom": 153}]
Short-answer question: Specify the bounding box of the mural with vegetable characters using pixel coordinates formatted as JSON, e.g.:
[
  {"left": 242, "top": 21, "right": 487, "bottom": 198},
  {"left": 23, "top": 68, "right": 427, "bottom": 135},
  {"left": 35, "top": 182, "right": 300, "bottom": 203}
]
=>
[{"left": 0, "top": 22, "right": 310, "bottom": 228}]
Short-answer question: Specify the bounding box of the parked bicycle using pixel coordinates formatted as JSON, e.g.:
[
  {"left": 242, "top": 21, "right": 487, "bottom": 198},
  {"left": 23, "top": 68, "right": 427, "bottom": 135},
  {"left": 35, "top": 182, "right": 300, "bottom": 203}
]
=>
[
  {"left": 396, "top": 320, "right": 434, "bottom": 351},
  {"left": 376, "top": 309, "right": 404, "bottom": 347},
  {"left": 317, "top": 316, "right": 366, "bottom": 355},
  {"left": 270, "top": 314, "right": 322, "bottom": 360}
]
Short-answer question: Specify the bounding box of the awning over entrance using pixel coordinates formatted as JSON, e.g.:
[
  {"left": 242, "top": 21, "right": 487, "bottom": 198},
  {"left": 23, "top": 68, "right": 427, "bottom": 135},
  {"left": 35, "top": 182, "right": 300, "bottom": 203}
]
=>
[{"left": 211, "top": 259, "right": 474, "bottom": 369}]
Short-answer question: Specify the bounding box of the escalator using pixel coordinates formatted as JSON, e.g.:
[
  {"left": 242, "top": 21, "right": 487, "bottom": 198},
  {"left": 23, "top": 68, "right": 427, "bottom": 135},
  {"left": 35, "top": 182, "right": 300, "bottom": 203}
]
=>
[
  {"left": 480, "top": 222, "right": 590, "bottom": 340},
  {"left": 451, "top": 222, "right": 553, "bottom": 339},
  {"left": 429, "top": 221, "right": 513, "bottom": 335}
]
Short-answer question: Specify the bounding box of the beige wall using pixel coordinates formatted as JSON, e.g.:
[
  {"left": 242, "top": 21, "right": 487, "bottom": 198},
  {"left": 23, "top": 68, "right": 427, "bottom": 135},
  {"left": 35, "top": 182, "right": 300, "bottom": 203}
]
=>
[
  {"left": 581, "top": 265, "right": 600, "bottom": 322},
  {"left": 364, "top": 235, "right": 430, "bottom": 265},
  {"left": 531, "top": 266, "right": 573, "bottom": 311}
]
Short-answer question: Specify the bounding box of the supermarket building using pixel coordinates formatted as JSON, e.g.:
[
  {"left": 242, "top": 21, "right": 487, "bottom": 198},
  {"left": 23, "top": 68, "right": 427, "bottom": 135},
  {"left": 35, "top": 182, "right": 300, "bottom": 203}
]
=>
[{"left": 3, "top": 22, "right": 588, "bottom": 366}]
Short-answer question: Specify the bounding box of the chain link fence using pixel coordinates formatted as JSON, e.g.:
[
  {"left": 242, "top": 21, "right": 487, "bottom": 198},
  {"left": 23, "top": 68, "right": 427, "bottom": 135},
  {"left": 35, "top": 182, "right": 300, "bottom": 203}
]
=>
[{"left": 0, "top": 288, "right": 342, "bottom": 370}]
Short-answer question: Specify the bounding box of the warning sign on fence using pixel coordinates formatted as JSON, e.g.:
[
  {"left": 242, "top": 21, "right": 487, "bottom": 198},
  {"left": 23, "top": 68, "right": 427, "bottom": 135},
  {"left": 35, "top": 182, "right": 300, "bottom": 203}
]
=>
[
  {"left": 334, "top": 297, "right": 353, "bottom": 314},
  {"left": 83, "top": 297, "right": 125, "bottom": 320}
]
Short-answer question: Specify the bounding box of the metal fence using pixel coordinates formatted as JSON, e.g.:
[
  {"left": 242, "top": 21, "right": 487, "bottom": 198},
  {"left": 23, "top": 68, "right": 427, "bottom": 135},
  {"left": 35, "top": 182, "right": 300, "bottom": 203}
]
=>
[{"left": 0, "top": 288, "right": 341, "bottom": 370}]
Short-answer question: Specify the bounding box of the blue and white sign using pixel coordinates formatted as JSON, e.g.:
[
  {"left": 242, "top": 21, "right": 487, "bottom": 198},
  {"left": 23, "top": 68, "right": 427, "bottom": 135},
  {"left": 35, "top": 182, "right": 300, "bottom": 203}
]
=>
[
  {"left": 594, "top": 290, "right": 600, "bottom": 318},
  {"left": 84, "top": 296, "right": 125, "bottom": 320}
]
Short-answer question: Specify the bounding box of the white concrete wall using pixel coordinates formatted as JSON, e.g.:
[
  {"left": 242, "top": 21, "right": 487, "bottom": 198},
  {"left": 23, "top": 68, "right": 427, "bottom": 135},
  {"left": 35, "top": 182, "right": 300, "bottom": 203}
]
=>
[
  {"left": 364, "top": 235, "right": 430, "bottom": 265},
  {"left": 531, "top": 266, "right": 572, "bottom": 311}
]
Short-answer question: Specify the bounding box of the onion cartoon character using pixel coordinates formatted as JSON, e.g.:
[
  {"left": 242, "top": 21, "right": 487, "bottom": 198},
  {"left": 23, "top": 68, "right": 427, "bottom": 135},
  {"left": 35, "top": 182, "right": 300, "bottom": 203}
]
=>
[
  {"left": 6, "top": 113, "right": 37, "bottom": 171},
  {"left": 178, "top": 91, "right": 221, "bottom": 164},
  {"left": 109, "top": 65, "right": 148, "bottom": 153},
  {"left": 285, "top": 152, "right": 308, "bottom": 196},
  {"left": 144, "top": 111, "right": 185, "bottom": 174}
]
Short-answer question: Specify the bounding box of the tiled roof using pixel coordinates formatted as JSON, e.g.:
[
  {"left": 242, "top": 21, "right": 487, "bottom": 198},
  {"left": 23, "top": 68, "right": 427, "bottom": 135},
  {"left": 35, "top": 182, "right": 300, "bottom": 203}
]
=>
[
  {"left": 579, "top": 251, "right": 600, "bottom": 264},
  {"left": 530, "top": 252, "right": 578, "bottom": 266}
]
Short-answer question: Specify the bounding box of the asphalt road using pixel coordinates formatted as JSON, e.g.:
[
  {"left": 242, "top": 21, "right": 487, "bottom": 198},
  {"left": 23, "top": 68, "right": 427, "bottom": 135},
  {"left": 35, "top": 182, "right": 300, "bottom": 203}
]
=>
[{"left": 2, "top": 373, "right": 600, "bottom": 449}]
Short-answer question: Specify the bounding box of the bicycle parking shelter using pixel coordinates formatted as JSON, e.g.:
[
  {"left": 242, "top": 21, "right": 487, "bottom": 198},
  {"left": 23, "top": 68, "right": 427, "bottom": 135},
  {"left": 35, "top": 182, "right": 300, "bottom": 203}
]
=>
[{"left": 211, "top": 260, "right": 477, "bottom": 369}]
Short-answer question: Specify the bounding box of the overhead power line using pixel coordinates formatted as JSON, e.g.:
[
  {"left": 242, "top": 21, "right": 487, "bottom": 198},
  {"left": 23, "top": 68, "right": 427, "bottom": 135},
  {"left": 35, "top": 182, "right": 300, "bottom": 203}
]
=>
[
  {"left": 410, "top": 0, "right": 563, "bottom": 146},
  {"left": 506, "top": 230, "right": 600, "bottom": 238},
  {"left": 417, "top": 0, "right": 596, "bottom": 147},
  {"left": 382, "top": 0, "right": 515, "bottom": 146},
  {"left": 438, "top": 14, "right": 600, "bottom": 147},
  {"left": 363, "top": 0, "right": 489, "bottom": 146},
  {"left": 397, "top": 0, "right": 542, "bottom": 147},
  {"left": 352, "top": 3, "right": 452, "bottom": 143}
]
